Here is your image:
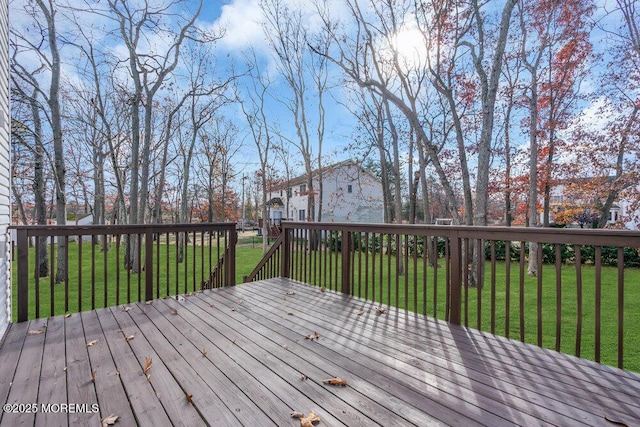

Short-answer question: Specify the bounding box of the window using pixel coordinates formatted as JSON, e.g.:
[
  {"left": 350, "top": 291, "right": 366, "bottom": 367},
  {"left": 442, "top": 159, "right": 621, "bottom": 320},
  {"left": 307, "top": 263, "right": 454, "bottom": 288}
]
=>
[
  {"left": 298, "top": 209, "right": 306, "bottom": 221},
  {"left": 347, "top": 184, "right": 353, "bottom": 194},
  {"left": 300, "top": 184, "right": 306, "bottom": 193}
]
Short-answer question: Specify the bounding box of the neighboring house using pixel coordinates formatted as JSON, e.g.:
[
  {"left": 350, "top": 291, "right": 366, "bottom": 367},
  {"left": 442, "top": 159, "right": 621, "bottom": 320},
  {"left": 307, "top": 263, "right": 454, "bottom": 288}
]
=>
[
  {"left": 0, "top": 0, "right": 10, "bottom": 337},
  {"left": 9, "top": 213, "right": 94, "bottom": 244},
  {"left": 545, "top": 177, "right": 639, "bottom": 229},
  {"left": 265, "top": 161, "right": 385, "bottom": 230}
]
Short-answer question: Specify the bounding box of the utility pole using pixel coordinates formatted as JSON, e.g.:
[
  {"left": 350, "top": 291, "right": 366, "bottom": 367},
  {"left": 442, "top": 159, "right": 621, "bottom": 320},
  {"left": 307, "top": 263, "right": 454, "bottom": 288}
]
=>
[{"left": 241, "top": 174, "right": 247, "bottom": 233}]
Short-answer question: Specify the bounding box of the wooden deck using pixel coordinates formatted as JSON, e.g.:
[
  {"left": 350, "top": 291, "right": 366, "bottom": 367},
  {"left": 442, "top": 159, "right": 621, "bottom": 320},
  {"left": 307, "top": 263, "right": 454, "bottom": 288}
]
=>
[{"left": 1, "top": 278, "right": 639, "bottom": 426}]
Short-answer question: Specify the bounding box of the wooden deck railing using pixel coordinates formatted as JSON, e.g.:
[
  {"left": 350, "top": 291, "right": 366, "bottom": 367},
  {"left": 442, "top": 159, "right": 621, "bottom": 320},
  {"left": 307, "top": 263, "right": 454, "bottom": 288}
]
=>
[
  {"left": 246, "top": 221, "right": 640, "bottom": 370},
  {"left": 11, "top": 223, "right": 237, "bottom": 322}
]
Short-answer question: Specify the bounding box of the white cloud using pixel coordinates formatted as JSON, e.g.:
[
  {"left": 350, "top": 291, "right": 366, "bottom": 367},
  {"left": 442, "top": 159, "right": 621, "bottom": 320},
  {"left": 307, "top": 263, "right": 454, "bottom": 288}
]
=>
[{"left": 213, "top": 0, "right": 268, "bottom": 52}]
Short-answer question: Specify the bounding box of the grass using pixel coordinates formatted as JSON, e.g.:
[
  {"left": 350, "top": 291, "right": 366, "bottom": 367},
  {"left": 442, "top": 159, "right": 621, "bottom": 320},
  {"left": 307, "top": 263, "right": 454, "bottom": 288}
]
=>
[{"left": 12, "top": 239, "right": 640, "bottom": 372}]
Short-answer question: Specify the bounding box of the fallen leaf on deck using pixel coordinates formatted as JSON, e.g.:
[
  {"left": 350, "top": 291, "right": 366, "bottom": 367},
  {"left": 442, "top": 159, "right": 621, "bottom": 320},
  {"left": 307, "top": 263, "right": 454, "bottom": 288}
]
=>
[
  {"left": 209, "top": 303, "right": 215, "bottom": 308},
  {"left": 299, "top": 372, "right": 308, "bottom": 380},
  {"left": 287, "top": 311, "right": 294, "bottom": 316},
  {"left": 375, "top": 307, "right": 387, "bottom": 315},
  {"left": 143, "top": 357, "right": 152, "bottom": 374},
  {"left": 185, "top": 393, "right": 193, "bottom": 404},
  {"left": 121, "top": 306, "right": 133, "bottom": 312},
  {"left": 125, "top": 335, "right": 135, "bottom": 342},
  {"left": 201, "top": 349, "right": 208, "bottom": 357},
  {"left": 171, "top": 309, "right": 178, "bottom": 315},
  {"left": 231, "top": 307, "right": 236, "bottom": 311},
  {"left": 282, "top": 344, "right": 288, "bottom": 350},
  {"left": 355, "top": 310, "right": 364, "bottom": 316},
  {"left": 86, "top": 339, "right": 98, "bottom": 347},
  {"left": 146, "top": 374, "right": 151, "bottom": 382},
  {"left": 91, "top": 369, "right": 96, "bottom": 383},
  {"left": 144, "top": 301, "right": 153, "bottom": 305},
  {"left": 101, "top": 414, "right": 120, "bottom": 426},
  {"left": 322, "top": 377, "right": 348, "bottom": 386},
  {"left": 320, "top": 287, "right": 326, "bottom": 293},
  {"left": 236, "top": 299, "right": 243, "bottom": 305},
  {"left": 28, "top": 328, "right": 45, "bottom": 335},
  {"left": 65, "top": 313, "right": 71, "bottom": 318},
  {"left": 291, "top": 410, "right": 321, "bottom": 427},
  {"left": 604, "top": 416, "right": 629, "bottom": 426},
  {"left": 231, "top": 338, "right": 237, "bottom": 345},
  {"left": 287, "top": 291, "right": 296, "bottom": 295},
  {"left": 304, "top": 332, "right": 320, "bottom": 341}
]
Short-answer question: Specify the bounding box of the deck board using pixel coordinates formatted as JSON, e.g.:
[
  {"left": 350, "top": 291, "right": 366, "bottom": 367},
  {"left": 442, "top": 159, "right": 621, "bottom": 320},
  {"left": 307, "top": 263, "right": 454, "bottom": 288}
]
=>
[{"left": 1, "top": 278, "right": 639, "bottom": 426}]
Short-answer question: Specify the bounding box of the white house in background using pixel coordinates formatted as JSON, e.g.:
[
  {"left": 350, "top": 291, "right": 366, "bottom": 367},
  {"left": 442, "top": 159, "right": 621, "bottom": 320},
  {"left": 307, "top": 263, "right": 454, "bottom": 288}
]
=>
[
  {"left": 266, "top": 160, "right": 385, "bottom": 227},
  {"left": 1, "top": 0, "right": 11, "bottom": 338},
  {"left": 545, "top": 178, "right": 640, "bottom": 230}
]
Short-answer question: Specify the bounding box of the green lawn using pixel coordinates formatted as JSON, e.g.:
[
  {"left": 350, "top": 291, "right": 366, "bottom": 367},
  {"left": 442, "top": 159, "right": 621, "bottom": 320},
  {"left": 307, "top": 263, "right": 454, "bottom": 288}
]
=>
[{"left": 12, "top": 240, "right": 640, "bottom": 372}]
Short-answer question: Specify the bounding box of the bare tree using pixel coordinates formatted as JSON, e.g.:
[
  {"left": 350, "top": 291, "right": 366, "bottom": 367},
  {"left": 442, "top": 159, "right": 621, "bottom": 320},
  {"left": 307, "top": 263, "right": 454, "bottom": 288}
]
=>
[
  {"left": 261, "top": 0, "right": 330, "bottom": 223},
  {"left": 239, "top": 50, "right": 276, "bottom": 254}
]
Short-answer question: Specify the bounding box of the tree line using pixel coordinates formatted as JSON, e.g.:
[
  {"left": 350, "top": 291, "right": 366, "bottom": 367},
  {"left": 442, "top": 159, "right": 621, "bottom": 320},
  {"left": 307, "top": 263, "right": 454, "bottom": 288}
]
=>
[{"left": 9, "top": 0, "right": 640, "bottom": 281}]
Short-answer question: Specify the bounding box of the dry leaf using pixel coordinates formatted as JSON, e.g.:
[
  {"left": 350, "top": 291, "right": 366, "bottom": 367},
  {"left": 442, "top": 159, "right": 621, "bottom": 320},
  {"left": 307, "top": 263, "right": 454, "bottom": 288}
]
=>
[
  {"left": 295, "top": 410, "right": 320, "bottom": 427},
  {"left": 209, "top": 303, "right": 215, "bottom": 308},
  {"left": 125, "top": 335, "right": 135, "bottom": 342},
  {"left": 355, "top": 310, "right": 364, "bottom": 316},
  {"left": 144, "top": 301, "right": 153, "bottom": 305},
  {"left": 86, "top": 339, "right": 98, "bottom": 347},
  {"left": 375, "top": 307, "right": 387, "bottom": 315},
  {"left": 287, "top": 311, "right": 294, "bottom": 316},
  {"left": 143, "top": 357, "right": 152, "bottom": 374},
  {"left": 91, "top": 370, "right": 96, "bottom": 383},
  {"left": 170, "top": 309, "right": 178, "bottom": 315},
  {"left": 121, "top": 306, "right": 133, "bottom": 312},
  {"left": 320, "top": 287, "right": 326, "bottom": 293},
  {"left": 201, "top": 349, "right": 208, "bottom": 357},
  {"left": 231, "top": 307, "right": 236, "bottom": 312},
  {"left": 282, "top": 344, "right": 288, "bottom": 350},
  {"left": 231, "top": 338, "right": 237, "bottom": 345},
  {"left": 65, "top": 313, "right": 71, "bottom": 318},
  {"left": 236, "top": 299, "right": 243, "bottom": 305},
  {"left": 299, "top": 372, "right": 308, "bottom": 381},
  {"left": 604, "top": 416, "right": 629, "bottom": 426},
  {"left": 287, "top": 291, "right": 296, "bottom": 295},
  {"left": 186, "top": 393, "right": 193, "bottom": 404},
  {"left": 28, "top": 328, "right": 45, "bottom": 335},
  {"left": 304, "top": 332, "right": 320, "bottom": 341},
  {"left": 101, "top": 414, "right": 120, "bottom": 426},
  {"left": 322, "top": 377, "right": 348, "bottom": 386},
  {"left": 146, "top": 374, "right": 151, "bottom": 382},
  {"left": 291, "top": 411, "right": 305, "bottom": 419}
]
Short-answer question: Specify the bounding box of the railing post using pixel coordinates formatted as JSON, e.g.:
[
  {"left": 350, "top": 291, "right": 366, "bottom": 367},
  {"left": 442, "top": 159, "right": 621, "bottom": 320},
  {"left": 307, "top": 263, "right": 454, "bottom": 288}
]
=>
[
  {"left": 145, "top": 229, "right": 153, "bottom": 301},
  {"left": 341, "top": 230, "right": 351, "bottom": 295},
  {"left": 227, "top": 229, "right": 237, "bottom": 286},
  {"left": 16, "top": 228, "right": 29, "bottom": 322},
  {"left": 282, "top": 226, "right": 290, "bottom": 278},
  {"left": 449, "top": 232, "right": 462, "bottom": 325}
]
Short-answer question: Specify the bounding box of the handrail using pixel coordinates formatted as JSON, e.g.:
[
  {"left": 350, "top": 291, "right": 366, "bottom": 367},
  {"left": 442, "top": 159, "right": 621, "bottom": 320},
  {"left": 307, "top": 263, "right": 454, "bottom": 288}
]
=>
[
  {"left": 243, "top": 233, "right": 285, "bottom": 283},
  {"left": 11, "top": 223, "right": 237, "bottom": 322}
]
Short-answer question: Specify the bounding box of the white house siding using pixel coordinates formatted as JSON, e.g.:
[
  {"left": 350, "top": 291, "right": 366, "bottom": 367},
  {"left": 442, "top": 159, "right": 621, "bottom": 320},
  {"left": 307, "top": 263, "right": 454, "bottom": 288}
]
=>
[
  {"left": 269, "top": 162, "right": 385, "bottom": 224},
  {"left": 0, "top": 0, "right": 10, "bottom": 335}
]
